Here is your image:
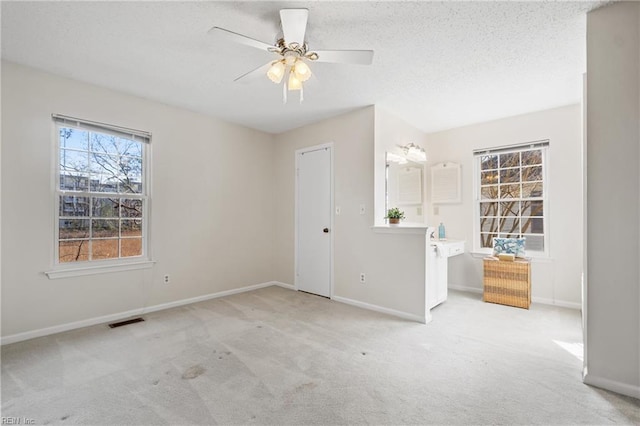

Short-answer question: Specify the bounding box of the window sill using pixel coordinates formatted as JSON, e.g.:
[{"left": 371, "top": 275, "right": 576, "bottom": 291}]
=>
[
  {"left": 45, "top": 260, "right": 155, "bottom": 280},
  {"left": 470, "top": 251, "right": 552, "bottom": 263}
]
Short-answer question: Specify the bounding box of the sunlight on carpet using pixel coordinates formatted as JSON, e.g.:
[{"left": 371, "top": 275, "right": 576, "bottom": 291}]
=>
[{"left": 553, "top": 340, "right": 584, "bottom": 361}]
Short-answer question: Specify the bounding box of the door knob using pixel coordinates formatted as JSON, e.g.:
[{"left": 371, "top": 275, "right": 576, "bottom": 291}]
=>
[{"left": 323, "top": 228, "right": 329, "bottom": 233}]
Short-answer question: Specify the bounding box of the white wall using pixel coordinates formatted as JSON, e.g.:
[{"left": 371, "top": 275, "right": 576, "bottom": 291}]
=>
[
  {"left": 273, "top": 107, "right": 426, "bottom": 320},
  {"left": 585, "top": 1, "right": 640, "bottom": 398},
  {"left": 1, "top": 61, "right": 276, "bottom": 338},
  {"left": 425, "top": 105, "right": 584, "bottom": 307}
]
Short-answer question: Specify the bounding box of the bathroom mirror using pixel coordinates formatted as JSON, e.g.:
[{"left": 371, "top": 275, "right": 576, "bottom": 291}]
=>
[{"left": 385, "top": 151, "right": 427, "bottom": 224}]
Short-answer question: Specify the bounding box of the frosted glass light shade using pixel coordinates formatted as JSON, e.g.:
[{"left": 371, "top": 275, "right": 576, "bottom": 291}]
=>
[
  {"left": 294, "top": 60, "right": 312, "bottom": 82},
  {"left": 288, "top": 71, "right": 302, "bottom": 91},
  {"left": 406, "top": 146, "right": 427, "bottom": 162},
  {"left": 267, "top": 61, "right": 285, "bottom": 83},
  {"left": 284, "top": 53, "right": 297, "bottom": 66}
]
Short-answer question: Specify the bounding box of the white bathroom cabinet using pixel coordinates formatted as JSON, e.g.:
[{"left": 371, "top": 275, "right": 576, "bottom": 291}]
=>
[{"left": 426, "top": 240, "right": 465, "bottom": 309}]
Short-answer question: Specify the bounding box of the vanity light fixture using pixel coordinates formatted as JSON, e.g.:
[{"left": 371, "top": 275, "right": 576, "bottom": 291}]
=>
[
  {"left": 386, "top": 152, "right": 408, "bottom": 164},
  {"left": 402, "top": 143, "right": 427, "bottom": 163}
]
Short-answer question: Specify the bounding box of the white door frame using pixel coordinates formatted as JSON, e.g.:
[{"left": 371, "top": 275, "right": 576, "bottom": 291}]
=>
[{"left": 294, "top": 142, "right": 334, "bottom": 298}]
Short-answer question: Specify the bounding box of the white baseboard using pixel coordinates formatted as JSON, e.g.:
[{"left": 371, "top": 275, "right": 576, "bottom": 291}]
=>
[
  {"left": 531, "top": 296, "right": 581, "bottom": 310},
  {"left": 1, "top": 306, "right": 150, "bottom": 346},
  {"left": 583, "top": 372, "right": 640, "bottom": 399},
  {"left": 264, "top": 282, "right": 427, "bottom": 323},
  {"left": 1, "top": 281, "right": 288, "bottom": 346},
  {"left": 272, "top": 281, "right": 295, "bottom": 290},
  {"left": 449, "top": 284, "right": 483, "bottom": 294},
  {"left": 449, "top": 284, "right": 582, "bottom": 310},
  {"left": 332, "top": 295, "right": 427, "bottom": 324},
  {"left": 139, "top": 281, "right": 278, "bottom": 316}
]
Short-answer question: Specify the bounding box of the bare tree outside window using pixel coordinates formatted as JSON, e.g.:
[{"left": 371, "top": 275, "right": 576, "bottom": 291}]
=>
[
  {"left": 58, "top": 126, "right": 145, "bottom": 262},
  {"left": 477, "top": 147, "right": 546, "bottom": 252}
]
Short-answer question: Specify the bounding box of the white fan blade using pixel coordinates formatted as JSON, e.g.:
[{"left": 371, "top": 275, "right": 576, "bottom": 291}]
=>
[
  {"left": 208, "top": 27, "right": 273, "bottom": 52},
  {"left": 234, "top": 62, "right": 271, "bottom": 83},
  {"left": 313, "top": 50, "right": 374, "bottom": 65},
  {"left": 280, "top": 9, "right": 308, "bottom": 46}
]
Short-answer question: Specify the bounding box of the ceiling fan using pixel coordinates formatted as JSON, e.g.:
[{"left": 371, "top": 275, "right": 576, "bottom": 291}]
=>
[{"left": 208, "top": 8, "right": 374, "bottom": 103}]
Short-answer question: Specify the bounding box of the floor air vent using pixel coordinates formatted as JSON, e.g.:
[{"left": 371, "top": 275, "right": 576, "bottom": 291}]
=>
[{"left": 108, "top": 317, "right": 145, "bottom": 328}]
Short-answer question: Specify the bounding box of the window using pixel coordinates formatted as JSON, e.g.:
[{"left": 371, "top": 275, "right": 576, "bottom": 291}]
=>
[
  {"left": 54, "top": 115, "right": 150, "bottom": 265},
  {"left": 474, "top": 141, "right": 548, "bottom": 256}
]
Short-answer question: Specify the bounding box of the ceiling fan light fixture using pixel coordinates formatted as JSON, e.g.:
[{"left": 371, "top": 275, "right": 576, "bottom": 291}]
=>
[
  {"left": 293, "top": 60, "right": 312, "bottom": 82},
  {"left": 211, "top": 8, "right": 373, "bottom": 104},
  {"left": 283, "top": 52, "right": 297, "bottom": 67},
  {"left": 288, "top": 70, "right": 302, "bottom": 91},
  {"left": 267, "top": 61, "right": 285, "bottom": 83}
]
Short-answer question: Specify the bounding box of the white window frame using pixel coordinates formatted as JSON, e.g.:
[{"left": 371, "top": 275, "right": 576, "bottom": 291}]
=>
[
  {"left": 46, "top": 115, "right": 153, "bottom": 279},
  {"left": 472, "top": 141, "right": 550, "bottom": 258}
]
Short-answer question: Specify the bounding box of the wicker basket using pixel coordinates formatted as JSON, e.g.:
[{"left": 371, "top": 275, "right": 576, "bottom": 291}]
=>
[{"left": 483, "top": 256, "right": 531, "bottom": 309}]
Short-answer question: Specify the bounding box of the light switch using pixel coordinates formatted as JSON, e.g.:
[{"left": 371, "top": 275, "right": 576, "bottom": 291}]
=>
[
  {"left": 359, "top": 204, "right": 366, "bottom": 215},
  {"left": 335, "top": 206, "right": 341, "bottom": 215}
]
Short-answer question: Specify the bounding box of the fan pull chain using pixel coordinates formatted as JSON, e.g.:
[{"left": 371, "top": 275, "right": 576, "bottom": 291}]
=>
[{"left": 283, "top": 80, "right": 287, "bottom": 104}]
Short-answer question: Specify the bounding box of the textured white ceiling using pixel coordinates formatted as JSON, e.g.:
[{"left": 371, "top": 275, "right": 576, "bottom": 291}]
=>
[{"left": 1, "top": 1, "right": 609, "bottom": 134}]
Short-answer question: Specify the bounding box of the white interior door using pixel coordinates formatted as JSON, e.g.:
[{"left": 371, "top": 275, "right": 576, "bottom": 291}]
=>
[{"left": 296, "top": 145, "right": 332, "bottom": 297}]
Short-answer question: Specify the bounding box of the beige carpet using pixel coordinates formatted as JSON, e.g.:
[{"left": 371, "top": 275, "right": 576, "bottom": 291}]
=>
[{"left": 2, "top": 286, "right": 639, "bottom": 425}]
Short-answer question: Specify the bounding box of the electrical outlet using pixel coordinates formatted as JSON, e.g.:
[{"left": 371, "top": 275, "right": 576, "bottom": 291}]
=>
[
  {"left": 164, "top": 274, "right": 170, "bottom": 284},
  {"left": 359, "top": 273, "right": 366, "bottom": 283}
]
